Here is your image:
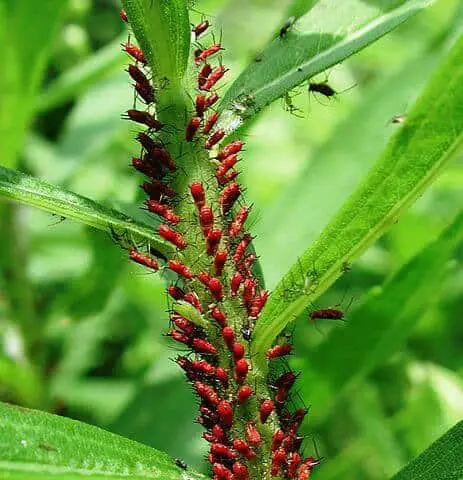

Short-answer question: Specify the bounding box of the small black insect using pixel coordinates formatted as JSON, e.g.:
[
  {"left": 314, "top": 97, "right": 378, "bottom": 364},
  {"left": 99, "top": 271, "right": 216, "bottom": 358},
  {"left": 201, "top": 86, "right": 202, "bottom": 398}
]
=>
[
  {"left": 175, "top": 458, "right": 188, "bottom": 470},
  {"left": 391, "top": 114, "right": 406, "bottom": 124},
  {"left": 279, "top": 16, "right": 296, "bottom": 38},
  {"left": 308, "top": 81, "right": 336, "bottom": 98},
  {"left": 241, "top": 326, "right": 252, "bottom": 341}
]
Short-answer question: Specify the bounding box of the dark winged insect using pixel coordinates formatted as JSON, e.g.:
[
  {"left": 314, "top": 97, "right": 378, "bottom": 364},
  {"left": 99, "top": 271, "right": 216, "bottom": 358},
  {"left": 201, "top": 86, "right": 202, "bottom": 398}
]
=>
[{"left": 280, "top": 16, "right": 297, "bottom": 38}]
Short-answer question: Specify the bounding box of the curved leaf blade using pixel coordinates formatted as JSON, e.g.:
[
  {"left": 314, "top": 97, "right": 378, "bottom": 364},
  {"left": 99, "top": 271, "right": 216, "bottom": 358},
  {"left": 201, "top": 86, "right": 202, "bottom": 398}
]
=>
[
  {"left": 252, "top": 34, "right": 463, "bottom": 362},
  {"left": 0, "top": 167, "right": 174, "bottom": 259},
  {"left": 218, "top": 0, "right": 435, "bottom": 130},
  {"left": 0, "top": 402, "right": 206, "bottom": 479},
  {"left": 391, "top": 420, "right": 463, "bottom": 480}
]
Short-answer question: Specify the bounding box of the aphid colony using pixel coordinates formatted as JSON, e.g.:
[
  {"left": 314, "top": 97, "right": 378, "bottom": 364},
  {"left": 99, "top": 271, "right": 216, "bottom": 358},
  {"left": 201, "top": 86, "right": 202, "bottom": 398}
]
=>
[{"left": 120, "top": 10, "right": 320, "bottom": 480}]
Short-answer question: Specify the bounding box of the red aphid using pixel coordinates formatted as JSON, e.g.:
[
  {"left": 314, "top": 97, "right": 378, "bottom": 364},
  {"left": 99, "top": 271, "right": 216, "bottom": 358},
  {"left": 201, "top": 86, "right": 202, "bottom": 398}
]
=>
[
  {"left": 190, "top": 181, "right": 205, "bottom": 209},
  {"left": 203, "top": 65, "right": 227, "bottom": 91},
  {"left": 217, "top": 400, "right": 233, "bottom": 428},
  {"left": 230, "top": 271, "right": 243, "bottom": 296},
  {"left": 125, "top": 109, "right": 162, "bottom": 129},
  {"left": 131, "top": 156, "right": 160, "bottom": 179},
  {"left": 168, "top": 330, "right": 191, "bottom": 346},
  {"left": 120, "top": 9, "right": 128, "bottom": 22},
  {"left": 245, "top": 423, "right": 261, "bottom": 446},
  {"left": 142, "top": 180, "right": 176, "bottom": 199},
  {"left": 197, "top": 271, "right": 212, "bottom": 287},
  {"left": 186, "top": 116, "right": 202, "bottom": 142},
  {"left": 213, "top": 463, "right": 234, "bottom": 480},
  {"left": 233, "top": 342, "right": 245, "bottom": 361},
  {"left": 168, "top": 285, "right": 184, "bottom": 300},
  {"left": 146, "top": 200, "right": 180, "bottom": 225},
  {"left": 211, "top": 443, "right": 236, "bottom": 460},
  {"left": 172, "top": 314, "right": 196, "bottom": 336},
  {"left": 234, "top": 358, "right": 249, "bottom": 383},
  {"left": 242, "top": 278, "right": 257, "bottom": 309},
  {"left": 137, "top": 132, "right": 163, "bottom": 151},
  {"left": 208, "top": 277, "right": 223, "bottom": 301},
  {"left": 191, "top": 359, "right": 216, "bottom": 376},
  {"left": 217, "top": 170, "right": 240, "bottom": 187},
  {"left": 184, "top": 292, "right": 203, "bottom": 312},
  {"left": 232, "top": 462, "right": 249, "bottom": 480},
  {"left": 196, "top": 94, "right": 207, "bottom": 117},
  {"left": 215, "top": 367, "right": 229, "bottom": 389},
  {"left": 198, "top": 63, "right": 212, "bottom": 89},
  {"left": 267, "top": 343, "right": 293, "bottom": 360},
  {"left": 123, "top": 41, "right": 147, "bottom": 64},
  {"left": 148, "top": 147, "right": 177, "bottom": 172},
  {"left": 274, "top": 371, "right": 297, "bottom": 391},
  {"left": 249, "top": 290, "right": 268, "bottom": 318},
  {"left": 236, "top": 385, "right": 253, "bottom": 404},
  {"left": 222, "top": 326, "right": 235, "bottom": 350},
  {"left": 194, "top": 381, "right": 220, "bottom": 406},
  {"left": 192, "top": 20, "right": 209, "bottom": 39},
  {"left": 297, "top": 457, "right": 321, "bottom": 480},
  {"left": 217, "top": 141, "right": 244, "bottom": 161},
  {"left": 216, "top": 154, "right": 238, "bottom": 179},
  {"left": 159, "top": 226, "right": 187, "bottom": 249},
  {"left": 135, "top": 81, "right": 155, "bottom": 104},
  {"left": 168, "top": 259, "right": 193, "bottom": 279},
  {"left": 206, "top": 129, "right": 226, "bottom": 150},
  {"left": 241, "top": 253, "right": 257, "bottom": 275},
  {"left": 271, "top": 448, "right": 287, "bottom": 477},
  {"left": 309, "top": 307, "right": 345, "bottom": 321},
  {"left": 214, "top": 250, "right": 227, "bottom": 276},
  {"left": 195, "top": 43, "right": 222, "bottom": 64},
  {"left": 220, "top": 183, "right": 241, "bottom": 214},
  {"left": 210, "top": 306, "right": 227, "bottom": 327},
  {"left": 206, "top": 229, "right": 222, "bottom": 255},
  {"left": 233, "top": 233, "right": 252, "bottom": 265},
  {"left": 205, "top": 92, "right": 219, "bottom": 108},
  {"left": 232, "top": 439, "right": 255, "bottom": 460},
  {"left": 259, "top": 399, "right": 274, "bottom": 423},
  {"left": 129, "top": 248, "right": 159, "bottom": 271},
  {"left": 213, "top": 424, "right": 225, "bottom": 443},
  {"left": 228, "top": 206, "right": 248, "bottom": 238},
  {"left": 199, "top": 206, "right": 214, "bottom": 236},
  {"left": 203, "top": 112, "right": 220, "bottom": 135},
  {"left": 271, "top": 429, "right": 285, "bottom": 452},
  {"left": 192, "top": 338, "right": 217, "bottom": 356},
  {"left": 127, "top": 64, "right": 148, "bottom": 84},
  {"left": 200, "top": 405, "right": 218, "bottom": 424},
  {"left": 288, "top": 408, "right": 308, "bottom": 433}
]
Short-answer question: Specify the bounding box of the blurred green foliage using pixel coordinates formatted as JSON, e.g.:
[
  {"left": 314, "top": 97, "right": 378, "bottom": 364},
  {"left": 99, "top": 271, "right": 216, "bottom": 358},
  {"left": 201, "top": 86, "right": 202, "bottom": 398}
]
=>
[{"left": 0, "top": 0, "right": 462, "bottom": 478}]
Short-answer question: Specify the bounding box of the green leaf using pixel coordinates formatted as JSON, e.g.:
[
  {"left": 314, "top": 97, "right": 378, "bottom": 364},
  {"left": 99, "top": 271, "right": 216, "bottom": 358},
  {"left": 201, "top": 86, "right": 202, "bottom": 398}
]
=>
[
  {"left": 218, "top": 0, "right": 435, "bottom": 129},
  {"left": 300, "top": 207, "right": 463, "bottom": 421},
  {"left": 391, "top": 420, "right": 463, "bottom": 480},
  {"left": 0, "top": 166, "right": 174, "bottom": 259},
  {"left": 121, "top": 0, "right": 190, "bottom": 85},
  {"left": 36, "top": 34, "right": 128, "bottom": 114},
  {"left": 252, "top": 33, "right": 463, "bottom": 362},
  {"left": 0, "top": 0, "right": 66, "bottom": 167},
  {"left": 0, "top": 402, "right": 207, "bottom": 479}
]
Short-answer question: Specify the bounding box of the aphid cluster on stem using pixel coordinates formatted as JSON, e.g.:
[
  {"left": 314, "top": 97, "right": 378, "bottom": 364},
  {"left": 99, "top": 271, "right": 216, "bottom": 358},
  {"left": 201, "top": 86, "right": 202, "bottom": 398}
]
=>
[{"left": 120, "top": 10, "right": 321, "bottom": 479}]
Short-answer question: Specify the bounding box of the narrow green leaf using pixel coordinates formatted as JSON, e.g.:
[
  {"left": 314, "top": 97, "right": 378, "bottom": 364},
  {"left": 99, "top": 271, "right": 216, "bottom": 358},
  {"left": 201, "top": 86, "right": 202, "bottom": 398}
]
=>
[
  {"left": 0, "top": 402, "right": 207, "bottom": 479},
  {"left": 218, "top": 0, "right": 435, "bottom": 130},
  {"left": 391, "top": 420, "right": 463, "bottom": 480},
  {"left": 0, "top": 167, "right": 174, "bottom": 259},
  {"left": 37, "top": 34, "right": 128, "bottom": 114},
  {"left": 301, "top": 207, "right": 463, "bottom": 421},
  {"left": 252, "top": 34, "right": 463, "bottom": 362}
]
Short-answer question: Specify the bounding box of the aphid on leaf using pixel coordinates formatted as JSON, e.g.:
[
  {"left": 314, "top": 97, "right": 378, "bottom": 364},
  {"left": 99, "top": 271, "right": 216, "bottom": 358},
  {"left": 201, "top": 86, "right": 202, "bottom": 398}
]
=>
[
  {"left": 192, "top": 20, "right": 209, "bottom": 39},
  {"left": 279, "top": 16, "right": 297, "bottom": 38},
  {"left": 186, "top": 116, "right": 202, "bottom": 142},
  {"left": 120, "top": 9, "right": 128, "bottom": 22},
  {"left": 391, "top": 114, "right": 407, "bottom": 124},
  {"left": 129, "top": 248, "right": 159, "bottom": 271},
  {"left": 195, "top": 43, "right": 223, "bottom": 64},
  {"left": 123, "top": 41, "right": 147, "bottom": 64},
  {"left": 205, "top": 129, "right": 226, "bottom": 150},
  {"left": 175, "top": 458, "right": 188, "bottom": 470}
]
